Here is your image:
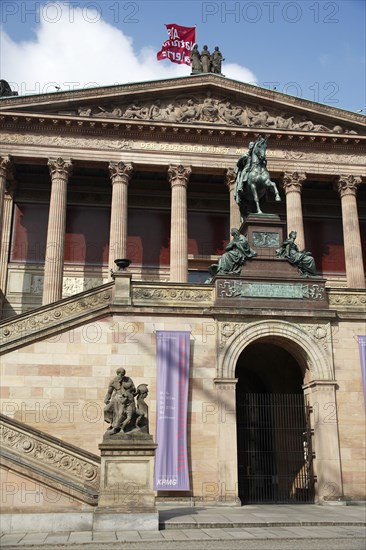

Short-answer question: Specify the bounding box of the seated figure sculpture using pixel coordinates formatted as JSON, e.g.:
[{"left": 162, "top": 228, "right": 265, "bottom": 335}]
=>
[
  {"left": 276, "top": 230, "right": 317, "bottom": 277},
  {"left": 206, "top": 228, "right": 257, "bottom": 282}
]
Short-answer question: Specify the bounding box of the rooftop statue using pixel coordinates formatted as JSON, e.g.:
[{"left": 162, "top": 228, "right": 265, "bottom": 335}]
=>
[
  {"left": 234, "top": 136, "right": 281, "bottom": 219},
  {"left": 0, "top": 80, "right": 18, "bottom": 97},
  {"left": 190, "top": 44, "right": 202, "bottom": 74},
  {"left": 103, "top": 368, "right": 149, "bottom": 436},
  {"left": 189, "top": 45, "right": 224, "bottom": 75},
  {"left": 211, "top": 47, "right": 225, "bottom": 75},
  {"left": 206, "top": 228, "right": 257, "bottom": 282},
  {"left": 276, "top": 231, "right": 317, "bottom": 277}
]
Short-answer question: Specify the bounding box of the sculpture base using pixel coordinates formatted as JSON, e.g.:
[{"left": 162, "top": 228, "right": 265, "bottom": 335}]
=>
[{"left": 96, "top": 434, "right": 158, "bottom": 530}]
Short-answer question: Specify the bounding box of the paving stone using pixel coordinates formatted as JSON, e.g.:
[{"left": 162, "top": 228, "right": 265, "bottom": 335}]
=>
[
  {"left": 44, "top": 533, "right": 71, "bottom": 544},
  {"left": 68, "top": 531, "right": 93, "bottom": 542},
  {"left": 116, "top": 530, "right": 141, "bottom": 541},
  {"left": 17, "top": 532, "right": 48, "bottom": 544},
  {"left": 222, "top": 529, "right": 256, "bottom": 539},
  {"left": 201, "top": 527, "right": 236, "bottom": 538},
  {"left": 92, "top": 531, "right": 118, "bottom": 541},
  {"left": 0, "top": 533, "right": 25, "bottom": 545},
  {"left": 179, "top": 529, "right": 213, "bottom": 539},
  {"left": 160, "top": 529, "right": 190, "bottom": 540},
  {"left": 138, "top": 531, "right": 165, "bottom": 540}
]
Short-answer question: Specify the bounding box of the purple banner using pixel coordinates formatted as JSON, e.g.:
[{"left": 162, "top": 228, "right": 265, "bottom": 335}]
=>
[
  {"left": 358, "top": 336, "right": 366, "bottom": 411},
  {"left": 154, "top": 331, "right": 190, "bottom": 491}
]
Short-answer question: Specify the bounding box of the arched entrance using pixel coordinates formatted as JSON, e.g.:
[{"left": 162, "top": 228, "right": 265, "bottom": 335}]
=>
[{"left": 235, "top": 342, "right": 314, "bottom": 504}]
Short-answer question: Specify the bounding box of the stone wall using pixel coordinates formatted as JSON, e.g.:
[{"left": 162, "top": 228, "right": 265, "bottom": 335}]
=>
[
  {"left": 332, "top": 320, "right": 366, "bottom": 500},
  {"left": 1, "top": 313, "right": 219, "bottom": 500}
]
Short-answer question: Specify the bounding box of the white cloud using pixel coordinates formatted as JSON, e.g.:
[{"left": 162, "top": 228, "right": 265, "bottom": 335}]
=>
[{"left": 1, "top": 2, "right": 257, "bottom": 95}]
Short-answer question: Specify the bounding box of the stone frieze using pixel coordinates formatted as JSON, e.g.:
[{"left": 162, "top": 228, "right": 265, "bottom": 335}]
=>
[
  {"left": 75, "top": 95, "right": 359, "bottom": 134},
  {"left": 132, "top": 285, "right": 214, "bottom": 305},
  {"left": 1, "top": 132, "right": 365, "bottom": 168},
  {"left": 328, "top": 289, "right": 366, "bottom": 309}
]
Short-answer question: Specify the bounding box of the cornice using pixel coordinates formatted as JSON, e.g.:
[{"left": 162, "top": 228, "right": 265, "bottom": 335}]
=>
[{"left": 0, "top": 111, "right": 365, "bottom": 148}]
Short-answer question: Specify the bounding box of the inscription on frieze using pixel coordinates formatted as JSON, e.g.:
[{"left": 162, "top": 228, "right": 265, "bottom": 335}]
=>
[
  {"left": 217, "top": 280, "right": 326, "bottom": 301},
  {"left": 252, "top": 232, "right": 280, "bottom": 247}
]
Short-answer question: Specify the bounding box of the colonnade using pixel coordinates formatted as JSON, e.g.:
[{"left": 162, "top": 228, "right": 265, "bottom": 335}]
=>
[{"left": 0, "top": 156, "right": 364, "bottom": 307}]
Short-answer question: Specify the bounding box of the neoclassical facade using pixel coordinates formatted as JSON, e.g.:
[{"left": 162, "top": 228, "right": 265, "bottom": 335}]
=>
[{"left": 0, "top": 74, "right": 365, "bottom": 519}]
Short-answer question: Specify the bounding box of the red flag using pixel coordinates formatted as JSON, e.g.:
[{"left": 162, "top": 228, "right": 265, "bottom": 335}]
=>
[{"left": 157, "top": 24, "right": 196, "bottom": 66}]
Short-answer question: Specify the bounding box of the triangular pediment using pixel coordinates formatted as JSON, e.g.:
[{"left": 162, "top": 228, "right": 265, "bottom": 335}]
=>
[{"left": 0, "top": 74, "right": 365, "bottom": 135}]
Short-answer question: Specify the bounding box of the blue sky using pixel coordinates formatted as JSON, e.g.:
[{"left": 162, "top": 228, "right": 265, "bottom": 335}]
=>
[{"left": 1, "top": 0, "right": 365, "bottom": 113}]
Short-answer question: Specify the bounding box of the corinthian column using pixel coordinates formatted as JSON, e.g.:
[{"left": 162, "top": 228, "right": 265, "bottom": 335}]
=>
[
  {"left": 225, "top": 168, "right": 241, "bottom": 233},
  {"left": 42, "top": 158, "right": 72, "bottom": 305},
  {"left": 168, "top": 165, "right": 191, "bottom": 282},
  {"left": 0, "top": 155, "right": 13, "bottom": 249},
  {"left": 335, "top": 175, "right": 364, "bottom": 288},
  {"left": 108, "top": 162, "right": 133, "bottom": 273},
  {"left": 282, "top": 171, "right": 306, "bottom": 250}
]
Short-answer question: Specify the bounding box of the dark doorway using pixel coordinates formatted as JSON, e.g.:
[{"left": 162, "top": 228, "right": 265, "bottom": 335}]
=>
[{"left": 236, "top": 342, "right": 314, "bottom": 504}]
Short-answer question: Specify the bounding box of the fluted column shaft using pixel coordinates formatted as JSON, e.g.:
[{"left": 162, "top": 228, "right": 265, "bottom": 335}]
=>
[
  {"left": 0, "top": 186, "right": 15, "bottom": 295},
  {"left": 42, "top": 158, "right": 72, "bottom": 305},
  {"left": 282, "top": 172, "right": 306, "bottom": 250},
  {"left": 0, "top": 156, "right": 13, "bottom": 250},
  {"left": 169, "top": 165, "right": 191, "bottom": 282},
  {"left": 226, "top": 168, "right": 241, "bottom": 233},
  {"left": 336, "top": 175, "right": 364, "bottom": 288},
  {"left": 108, "top": 162, "right": 133, "bottom": 273}
]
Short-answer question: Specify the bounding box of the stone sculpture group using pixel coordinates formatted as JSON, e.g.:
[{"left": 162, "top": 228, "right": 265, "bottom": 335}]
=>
[
  {"left": 77, "top": 97, "right": 356, "bottom": 134},
  {"left": 104, "top": 368, "right": 149, "bottom": 436},
  {"left": 190, "top": 45, "right": 224, "bottom": 75}
]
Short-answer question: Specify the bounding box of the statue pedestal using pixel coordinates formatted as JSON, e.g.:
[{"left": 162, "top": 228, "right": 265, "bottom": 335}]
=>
[
  {"left": 240, "top": 214, "right": 300, "bottom": 279},
  {"left": 94, "top": 434, "right": 158, "bottom": 531}
]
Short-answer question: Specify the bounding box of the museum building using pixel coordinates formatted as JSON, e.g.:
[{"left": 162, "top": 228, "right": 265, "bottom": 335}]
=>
[{"left": 0, "top": 73, "right": 365, "bottom": 521}]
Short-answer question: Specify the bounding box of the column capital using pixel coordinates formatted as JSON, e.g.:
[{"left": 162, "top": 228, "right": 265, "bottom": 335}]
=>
[
  {"left": 168, "top": 164, "right": 191, "bottom": 188},
  {"left": 281, "top": 171, "right": 306, "bottom": 193},
  {"left": 335, "top": 175, "right": 362, "bottom": 198},
  {"left": 225, "top": 168, "right": 236, "bottom": 190},
  {"left": 109, "top": 161, "right": 133, "bottom": 184},
  {"left": 0, "top": 155, "right": 14, "bottom": 180},
  {"left": 48, "top": 157, "right": 73, "bottom": 180}
]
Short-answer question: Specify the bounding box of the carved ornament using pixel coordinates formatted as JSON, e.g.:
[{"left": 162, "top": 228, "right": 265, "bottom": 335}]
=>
[
  {"left": 0, "top": 155, "right": 13, "bottom": 180},
  {"left": 48, "top": 157, "right": 73, "bottom": 180},
  {"left": 0, "top": 285, "right": 113, "bottom": 352},
  {"left": 0, "top": 418, "right": 99, "bottom": 490},
  {"left": 335, "top": 175, "right": 362, "bottom": 198},
  {"left": 225, "top": 168, "right": 236, "bottom": 189},
  {"left": 109, "top": 161, "right": 134, "bottom": 184},
  {"left": 282, "top": 171, "right": 307, "bottom": 193},
  {"left": 168, "top": 164, "right": 192, "bottom": 188},
  {"left": 74, "top": 96, "right": 359, "bottom": 134},
  {"left": 297, "top": 322, "right": 331, "bottom": 353},
  {"left": 328, "top": 289, "right": 366, "bottom": 309},
  {"left": 132, "top": 285, "right": 214, "bottom": 305},
  {"left": 0, "top": 132, "right": 131, "bottom": 151}
]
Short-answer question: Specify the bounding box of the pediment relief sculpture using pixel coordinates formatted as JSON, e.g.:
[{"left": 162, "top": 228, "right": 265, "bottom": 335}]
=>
[{"left": 75, "top": 96, "right": 358, "bottom": 134}]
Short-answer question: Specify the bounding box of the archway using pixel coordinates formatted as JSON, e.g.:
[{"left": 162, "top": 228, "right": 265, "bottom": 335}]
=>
[{"left": 235, "top": 342, "right": 314, "bottom": 504}]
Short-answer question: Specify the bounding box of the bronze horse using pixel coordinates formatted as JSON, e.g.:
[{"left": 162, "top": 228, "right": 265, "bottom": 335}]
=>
[{"left": 234, "top": 137, "right": 281, "bottom": 219}]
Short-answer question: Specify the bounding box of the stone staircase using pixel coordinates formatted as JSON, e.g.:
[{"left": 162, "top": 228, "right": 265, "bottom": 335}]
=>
[
  {"left": 0, "top": 414, "right": 100, "bottom": 506},
  {"left": 0, "top": 282, "right": 114, "bottom": 354}
]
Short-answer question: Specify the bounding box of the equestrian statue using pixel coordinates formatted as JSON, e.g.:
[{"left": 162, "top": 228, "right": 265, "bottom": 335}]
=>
[{"left": 234, "top": 136, "right": 281, "bottom": 219}]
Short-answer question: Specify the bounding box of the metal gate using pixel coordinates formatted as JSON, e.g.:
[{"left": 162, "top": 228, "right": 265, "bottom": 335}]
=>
[{"left": 237, "top": 393, "right": 315, "bottom": 504}]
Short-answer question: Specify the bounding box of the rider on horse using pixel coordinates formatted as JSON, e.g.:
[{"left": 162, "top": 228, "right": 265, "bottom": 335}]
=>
[{"left": 234, "top": 136, "right": 281, "bottom": 219}]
